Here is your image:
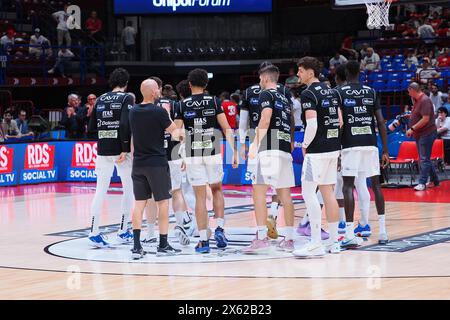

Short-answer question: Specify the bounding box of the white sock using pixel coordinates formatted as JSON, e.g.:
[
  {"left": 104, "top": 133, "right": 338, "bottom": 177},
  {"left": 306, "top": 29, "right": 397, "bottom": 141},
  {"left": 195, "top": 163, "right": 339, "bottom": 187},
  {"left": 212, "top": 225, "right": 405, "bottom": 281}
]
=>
[
  {"left": 199, "top": 229, "right": 208, "bottom": 241},
  {"left": 360, "top": 208, "right": 370, "bottom": 227},
  {"left": 345, "top": 222, "right": 354, "bottom": 239},
  {"left": 270, "top": 202, "right": 279, "bottom": 218},
  {"left": 328, "top": 222, "right": 339, "bottom": 243},
  {"left": 301, "top": 213, "right": 309, "bottom": 225},
  {"left": 338, "top": 207, "right": 345, "bottom": 222},
  {"left": 257, "top": 226, "right": 268, "bottom": 240},
  {"left": 216, "top": 218, "right": 225, "bottom": 229},
  {"left": 147, "top": 223, "right": 155, "bottom": 238},
  {"left": 310, "top": 217, "right": 321, "bottom": 245},
  {"left": 175, "top": 211, "right": 184, "bottom": 226},
  {"left": 379, "top": 215, "right": 386, "bottom": 235},
  {"left": 285, "top": 227, "right": 294, "bottom": 241}
]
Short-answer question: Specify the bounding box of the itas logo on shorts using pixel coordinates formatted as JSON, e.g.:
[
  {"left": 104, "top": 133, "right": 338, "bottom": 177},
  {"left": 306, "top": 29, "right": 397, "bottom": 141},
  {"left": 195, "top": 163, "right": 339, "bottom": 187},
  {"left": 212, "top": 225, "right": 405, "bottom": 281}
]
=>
[
  {"left": 202, "top": 109, "right": 215, "bottom": 117},
  {"left": 274, "top": 101, "right": 284, "bottom": 110},
  {"left": 194, "top": 118, "right": 207, "bottom": 126},
  {"left": 71, "top": 142, "right": 97, "bottom": 169},
  {"left": 24, "top": 143, "right": 55, "bottom": 170},
  {"left": 362, "top": 98, "right": 374, "bottom": 105},
  {"left": 344, "top": 99, "right": 356, "bottom": 107},
  {"left": 110, "top": 103, "right": 122, "bottom": 110},
  {"left": 321, "top": 100, "right": 331, "bottom": 108},
  {"left": 0, "top": 146, "right": 14, "bottom": 173},
  {"left": 102, "top": 110, "right": 113, "bottom": 118},
  {"left": 184, "top": 111, "right": 196, "bottom": 119},
  {"left": 250, "top": 98, "right": 259, "bottom": 105}
]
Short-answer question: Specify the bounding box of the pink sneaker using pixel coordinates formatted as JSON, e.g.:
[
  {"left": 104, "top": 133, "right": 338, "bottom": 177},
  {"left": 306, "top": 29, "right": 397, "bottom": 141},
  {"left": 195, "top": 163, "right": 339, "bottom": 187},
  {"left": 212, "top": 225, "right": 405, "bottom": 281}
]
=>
[
  {"left": 277, "top": 239, "right": 295, "bottom": 252},
  {"left": 241, "top": 237, "right": 270, "bottom": 254}
]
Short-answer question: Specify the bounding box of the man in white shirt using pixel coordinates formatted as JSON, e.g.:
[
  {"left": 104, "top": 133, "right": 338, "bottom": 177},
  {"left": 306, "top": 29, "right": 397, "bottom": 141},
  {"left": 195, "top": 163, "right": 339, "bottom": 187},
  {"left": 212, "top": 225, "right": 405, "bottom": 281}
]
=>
[
  {"left": 360, "top": 47, "right": 380, "bottom": 71},
  {"left": 430, "top": 84, "right": 448, "bottom": 113},
  {"left": 416, "top": 58, "right": 441, "bottom": 84},
  {"left": 404, "top": 50, "right": 419, "bottom": 69},
  {"left": 29, "top": 28, "right": 52, "bottom": 58},
  {"left": 121, "top": 21, "right": 137, "bottom": 61},
  {"left": 329, "top": 52, "right": 348, "bottom": 69},
  {"left": 48, "top": 47, "right": 75, "bottom": 77},
  {"left": 0, "top": 29, "right": 15, "bottom": 55},
  {"left": 418, "top": 19, "right": 436, "bottom": 43},
  {"left": 52, "top": 4, "right": 71, "bottom": 46},
  {"left": 436, "top": 107, "right": 450, "bottom": 164}
]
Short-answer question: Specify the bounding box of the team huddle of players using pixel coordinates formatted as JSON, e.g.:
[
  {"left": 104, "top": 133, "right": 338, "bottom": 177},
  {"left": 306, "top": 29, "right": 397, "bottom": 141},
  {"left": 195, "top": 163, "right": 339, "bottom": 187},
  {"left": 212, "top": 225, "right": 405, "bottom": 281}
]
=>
[{"left": 86, "top": 56, "right": 390, "bottom": 259}]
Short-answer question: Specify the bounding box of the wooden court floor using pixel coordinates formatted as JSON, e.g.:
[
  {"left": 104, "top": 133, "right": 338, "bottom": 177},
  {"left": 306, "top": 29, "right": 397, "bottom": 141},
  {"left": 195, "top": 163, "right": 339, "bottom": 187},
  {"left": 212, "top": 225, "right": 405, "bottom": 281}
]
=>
[{"left": 1, "top": 182, "right": 450, "bottom": 300}]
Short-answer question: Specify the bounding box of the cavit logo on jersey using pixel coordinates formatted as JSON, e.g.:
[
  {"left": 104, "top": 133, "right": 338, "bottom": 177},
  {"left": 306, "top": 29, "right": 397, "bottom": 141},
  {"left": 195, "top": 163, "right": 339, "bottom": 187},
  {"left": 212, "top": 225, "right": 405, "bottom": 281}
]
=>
[
  {"left": 344, "top": 99, "right": 356, "bottom": 107},
  {"left": 184, "top": 111, "right": 196, "bottom": 119},
  {"left": 0, "top": 146, "right": 17, "bottom": 186},
  {"left": 22, "top": 143, "right": 57, "bottom": 183}
]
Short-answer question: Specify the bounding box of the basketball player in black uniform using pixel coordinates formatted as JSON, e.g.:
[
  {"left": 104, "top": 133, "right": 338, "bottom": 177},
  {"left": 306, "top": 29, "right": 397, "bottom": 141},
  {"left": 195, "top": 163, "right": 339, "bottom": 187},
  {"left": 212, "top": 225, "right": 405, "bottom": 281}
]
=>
[
  {"left": 335, "top": 60, "right": 390, "bottom": 245},
  {"left": 242, "top": 64, "right": 296, "bottom": 254},
  {"left": 174, "top": 68, "right": 238, "bottom": 254},
  {"left": 238, "top": 62, "right": 292, "bottom": 240},
  {"left": 87, "top": 68, "right": 134, "bottom": 248},
  {"left": 293, "top": 57, "right": 342, "bottom": 258}
]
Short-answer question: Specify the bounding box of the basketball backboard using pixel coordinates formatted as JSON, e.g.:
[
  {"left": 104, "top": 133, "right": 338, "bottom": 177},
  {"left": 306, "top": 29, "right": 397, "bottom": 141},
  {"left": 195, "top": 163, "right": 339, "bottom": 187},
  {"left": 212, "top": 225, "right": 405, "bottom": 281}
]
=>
[{"left": 333, "top": 0, "right": 449, "bottom": 9}]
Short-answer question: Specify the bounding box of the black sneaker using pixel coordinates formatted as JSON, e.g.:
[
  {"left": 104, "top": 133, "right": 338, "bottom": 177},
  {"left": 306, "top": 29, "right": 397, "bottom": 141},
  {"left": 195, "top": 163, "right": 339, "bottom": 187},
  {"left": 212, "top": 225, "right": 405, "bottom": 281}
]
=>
[
  {"left": 131, "top": 247, "right": 145, "bottom": 260},
  {"left": 156, "top": 243, "right": 182, "bottom": 256}
]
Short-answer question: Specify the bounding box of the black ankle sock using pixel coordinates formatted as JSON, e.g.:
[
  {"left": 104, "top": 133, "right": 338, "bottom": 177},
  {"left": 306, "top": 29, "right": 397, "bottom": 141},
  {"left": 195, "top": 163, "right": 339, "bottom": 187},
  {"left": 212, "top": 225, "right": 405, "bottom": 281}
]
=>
[
  {"left": 133, "top": 229, "right": 141, "bottom": 249},
  {"left": 160, "top": 234, "right": 168, "bottom": 247}
]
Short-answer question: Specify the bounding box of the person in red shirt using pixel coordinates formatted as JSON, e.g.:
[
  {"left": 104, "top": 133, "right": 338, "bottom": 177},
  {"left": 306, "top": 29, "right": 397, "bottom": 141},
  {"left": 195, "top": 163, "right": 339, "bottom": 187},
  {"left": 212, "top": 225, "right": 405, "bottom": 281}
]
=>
[
  {"left": 437, "top": 21, "right": 449, "bottom": 38},
  {"left": 430, "top": 12, "right": 442, "bottom": 31},
  {"left": 219, "top": 91, "right": 238, "bottom": 129},
  {"left": 85, "top": 11, "right": 103, "bottom": 41},
  {"left": 436, "top": 49, "right": 449, "bottom": 68}
]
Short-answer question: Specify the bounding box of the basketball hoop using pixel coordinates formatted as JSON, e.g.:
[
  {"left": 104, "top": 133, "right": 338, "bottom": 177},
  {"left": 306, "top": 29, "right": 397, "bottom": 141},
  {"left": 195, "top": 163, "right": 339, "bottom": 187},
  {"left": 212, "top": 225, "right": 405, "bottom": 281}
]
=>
[{"left": 364, "top": 0, "right": 394, "bottom": 29}]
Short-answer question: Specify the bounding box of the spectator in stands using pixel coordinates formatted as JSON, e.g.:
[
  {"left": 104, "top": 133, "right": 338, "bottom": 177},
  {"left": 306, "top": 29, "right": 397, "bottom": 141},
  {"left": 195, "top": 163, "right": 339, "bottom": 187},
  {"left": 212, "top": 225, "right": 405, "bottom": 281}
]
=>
[
  {"left": 430, "top": 12, "right": 442, "bottom": 31},
  {"left": 405, "top": 49, "right": 419, "bottom": 69},
  {"left": 29, "top": 28, "right": 52, "bottom": 58},
  {"left": 340, "top": 36, "right": 358, "bottom": 60},
  {"left": 329, "top": 52, "right": 348, "bottom": 69},
  {"left": 85, "top": 11, "right": 103, "bottom": 42},
  {"left": 437, "top": 20, "right": 449, "bottom": 38},
  {"left": 417, "top": 19, "right": 436, "bottom": 43},
  {"left": 15, "top": 109, "right": 33, "bottom": 137},
  {"left": 401, "top": 21, "right": 418, "bottom": 37},
  {"left": 416, "top": 45, "right": 428, "bottom": 60},
  {"left": 58, "top": 94, "right": 83, "bottom": 139},
  {"left": 360, "top": 47, "right": 380, "bottom": 71},
  {"left": 427, "top": 50, "right": 437, "bottom": 66},
  {"left": 1, "top": 109, "right": 19, "bottom": 139},
  {"left": 291, "top": 89, "right": 302, "bottom": 131},
  {"left": 436, "top": 48, "right": 449, "bottom": 67},
  {"left": 162, "top": 84, "right": 177, "bottom": 100},
  {"left": 285, "top": 67, "right": 300, "bottom": 89},
  {"left": 430, "top": 84, "right": 447, "bottom": 113},
  {"left": 359, "top": 43, "right": 369, "bottom": 60},
  {"left": 121, "top": 21, "right": 136, "bottom": 61},
  {"left": 406, "top": 82, "right": 439, "bottom": 191},
  {"left": 444, "top": 92, "right": 450, "bottom": 114},
  {"left": 319, "top": 60, "right": 329, "bottom": 78},
  {"left": 436, "top": 107, "right": 450, "bottom": 164},
  {"left": 52, "top": 4, "right": 72, "bottom": 47},
  {"left": 0, "top": 28, "right": 15, "bottom": 55},
  {"left": 48, "top": 47, "right": 75, "bottom": 77},
  {"left": 416, "top": 57, "right": 440, "bottom": 85},
  {"left": 220, "top": 91, "right": 237, "bottom": 130}
]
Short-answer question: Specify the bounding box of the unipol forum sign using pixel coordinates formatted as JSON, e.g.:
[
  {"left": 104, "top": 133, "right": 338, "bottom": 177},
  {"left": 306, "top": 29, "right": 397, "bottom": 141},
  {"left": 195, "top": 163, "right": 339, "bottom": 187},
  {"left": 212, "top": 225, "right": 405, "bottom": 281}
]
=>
[{"left": 114, "top": 0, "right": 272, "bottom": 14}]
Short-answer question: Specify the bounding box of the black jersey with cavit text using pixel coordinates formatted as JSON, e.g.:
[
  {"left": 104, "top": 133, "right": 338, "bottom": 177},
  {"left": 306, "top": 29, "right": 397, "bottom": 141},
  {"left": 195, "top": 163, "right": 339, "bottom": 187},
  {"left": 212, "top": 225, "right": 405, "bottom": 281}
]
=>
[
  {"left": 335, "top": 83, "right": 379, "bottom": 149},
  {"left": 88, "top": 91, "right": 133, "bottom": 156},
  {"left": 301, "top": 82, "right": 341, "bottom": 154},
  {"left": 240, "top": 83, "right": 292, "bottom": 129},
  {"left": 258, "top": 88, "right": 293, "bottom": 154},
  {"left": 157, "top": 98, "right": 180, "bottom": 161},
  {"left": 175, "top": 94, "right": 224, "bottom": 158}
]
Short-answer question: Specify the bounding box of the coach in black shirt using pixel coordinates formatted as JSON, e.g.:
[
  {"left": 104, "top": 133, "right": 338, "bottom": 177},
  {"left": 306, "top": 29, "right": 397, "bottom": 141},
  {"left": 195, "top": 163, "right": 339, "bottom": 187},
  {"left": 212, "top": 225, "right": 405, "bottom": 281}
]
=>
[{"left": 129, "top": 78, "right": 181, "bottom": 259}]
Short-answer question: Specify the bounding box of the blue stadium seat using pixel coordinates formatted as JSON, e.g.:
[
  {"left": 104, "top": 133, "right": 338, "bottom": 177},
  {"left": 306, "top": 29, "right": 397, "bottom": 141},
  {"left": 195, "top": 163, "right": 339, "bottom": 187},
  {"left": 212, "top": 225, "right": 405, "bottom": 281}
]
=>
[
  {"left": 435, "top": 78, "right": 444, "bottom": 88},
  {"left": 403, "top": 72, "right": 415, "bottom": 80},
  {"left": 401, "top": 80, "right": 410, "bottom": 90},
  {"left": 388, "top": 140, "right": 402, "bottom": 158},
  {"left": 386, "top": 80, "right": 401, "bottom": 91},
  {"left": 388, "top": 72, "right": 402, "bottom": 81},
  {"left": 372, "top": 81, "right": 386, "bottom": 91}
]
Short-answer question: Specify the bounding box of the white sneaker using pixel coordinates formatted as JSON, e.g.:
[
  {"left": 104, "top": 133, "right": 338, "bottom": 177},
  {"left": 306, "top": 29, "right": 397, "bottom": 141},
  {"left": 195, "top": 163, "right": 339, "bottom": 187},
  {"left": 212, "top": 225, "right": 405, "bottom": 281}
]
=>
[
  {"left": 414, "top": 184, "right": 426, "bottom": 191},
  {"left": 326, "top": 241, "right": 341, "bottom": 254},
  {"left": 175, "top": 225, "right": 190, "bottom": 246},
  {"left": 378, "top": 233, "right": 389, "bottom": 245},
  {"left": 293, "top": 242, "right": 326, "bottom": 258},
  {"left": 341, "top": 236, "right": 363, "bottom": 248}
]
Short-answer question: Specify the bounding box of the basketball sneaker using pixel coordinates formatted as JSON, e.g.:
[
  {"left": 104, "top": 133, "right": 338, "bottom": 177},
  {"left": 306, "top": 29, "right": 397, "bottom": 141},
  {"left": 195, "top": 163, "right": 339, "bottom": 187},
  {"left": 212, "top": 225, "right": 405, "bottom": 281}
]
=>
[
  {"left": 141, "top": 236, "right": 157, "bottom": 246},
  {"left": 338, "top": 221, "right": 346, "bottom": 234},
  {"left": 378, "top": 233, "right": 389, "bottom": 245},
  {"left": 214, "top": 227, "right": 228, "bottom": 248},
  {"left": 325, "top": 241, "right": 341, "bottom": 254},
  {"left": 174, "top": 225, "right": 190, "bottom": 246},
  {"left": 267, "top": 215, "right": 278, "bottom": 239},
  {"left": 157, "top": 244, "right": 182, "bottom": 256},
  {"left": 116, "top": 229, "right": 133, "bottom": 244},
  {"left": 88, "top": 232, "right": 110, "bottom": 248},
  {"left": 241, "top": 237, "right": 270, "bottom": 254},
  {"left": 341, "top": 236, "right": 363, "bottom": 248},
  {"left": 296, "top": 222, "right": 329, "bottom": 240},
  {"left": 414, "top": 184, "right": 426, "bottom": 191},
  {"left": 277, "top": 239, "right": 295, "bottom": 252},
  {"left": 131, "top": 247, "right": 145, "bottom": 260},
  {"left": 354, "top": 223, "right": 372, "bottom": 237},
  {"left": 292, "top": 242, "right": 326, "bottom": 258},
  {"left": 195, "top": 240, "right": 210, "bottom": 254}
]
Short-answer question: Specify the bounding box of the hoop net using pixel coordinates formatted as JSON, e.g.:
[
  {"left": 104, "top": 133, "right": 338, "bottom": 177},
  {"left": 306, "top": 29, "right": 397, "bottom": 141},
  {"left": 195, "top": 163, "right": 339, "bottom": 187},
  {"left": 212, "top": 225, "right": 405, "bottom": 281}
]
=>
[{"left": 364, "top": 0, "right": 393, "bottom": 29}]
